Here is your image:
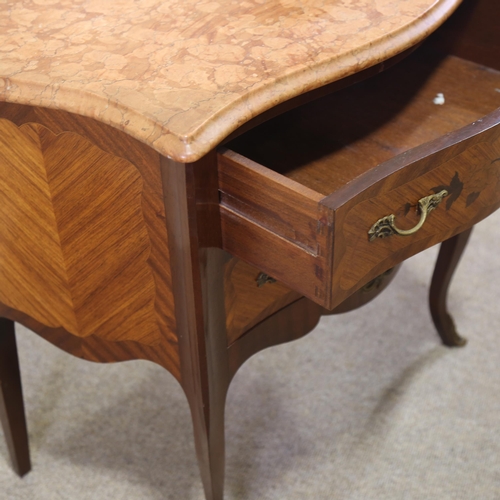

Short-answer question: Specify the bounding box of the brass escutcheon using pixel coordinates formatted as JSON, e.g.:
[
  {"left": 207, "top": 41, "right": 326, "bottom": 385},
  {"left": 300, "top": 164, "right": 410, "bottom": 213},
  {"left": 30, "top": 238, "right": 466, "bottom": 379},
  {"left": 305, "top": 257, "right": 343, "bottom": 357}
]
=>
[
  {"left": 368, "top": 189, "right": 448, "bottom": 241},
  {"left": 256, "top": 272, "right": 277, "bottom": 287}
]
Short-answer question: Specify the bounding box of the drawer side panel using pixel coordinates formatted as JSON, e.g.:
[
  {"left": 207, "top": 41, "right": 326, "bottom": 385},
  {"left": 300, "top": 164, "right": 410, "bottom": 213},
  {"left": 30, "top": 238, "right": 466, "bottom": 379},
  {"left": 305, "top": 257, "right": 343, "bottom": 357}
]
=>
[{"left": 219, "top": 150, "right": 334, "bottom": 307}]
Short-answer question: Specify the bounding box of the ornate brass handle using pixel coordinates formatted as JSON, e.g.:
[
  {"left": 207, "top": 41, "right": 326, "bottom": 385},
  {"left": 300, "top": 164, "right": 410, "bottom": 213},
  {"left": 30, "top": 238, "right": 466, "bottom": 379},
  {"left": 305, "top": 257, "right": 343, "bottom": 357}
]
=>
[{"left": 368, "top": 190, "right": 448, "bottom": 241}]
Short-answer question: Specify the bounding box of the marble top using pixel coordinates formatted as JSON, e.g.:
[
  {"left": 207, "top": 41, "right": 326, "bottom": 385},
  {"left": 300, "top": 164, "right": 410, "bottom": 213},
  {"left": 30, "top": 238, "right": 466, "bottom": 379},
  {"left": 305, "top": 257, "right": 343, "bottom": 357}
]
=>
[{"left": 0, "top": 0, "right": 461, "bottom": 162}]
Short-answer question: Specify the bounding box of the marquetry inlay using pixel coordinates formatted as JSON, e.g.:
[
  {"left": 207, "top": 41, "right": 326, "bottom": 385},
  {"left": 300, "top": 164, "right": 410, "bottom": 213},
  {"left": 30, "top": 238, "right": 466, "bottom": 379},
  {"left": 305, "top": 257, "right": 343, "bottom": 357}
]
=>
[{"left": 0, "top": 119, "right": 161, "bottom": 345}]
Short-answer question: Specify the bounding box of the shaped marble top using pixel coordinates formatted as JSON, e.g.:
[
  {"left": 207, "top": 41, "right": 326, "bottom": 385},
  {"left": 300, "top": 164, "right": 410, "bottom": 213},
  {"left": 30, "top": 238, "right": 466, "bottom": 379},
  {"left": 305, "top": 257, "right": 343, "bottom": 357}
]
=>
[{"left": 0, "top": 0, "right": 461, "bottom": 162}]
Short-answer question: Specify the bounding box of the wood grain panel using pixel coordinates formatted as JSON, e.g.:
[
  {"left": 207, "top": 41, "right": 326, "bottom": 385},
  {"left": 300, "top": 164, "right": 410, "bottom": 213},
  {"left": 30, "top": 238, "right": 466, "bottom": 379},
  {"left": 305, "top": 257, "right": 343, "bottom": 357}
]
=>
[
  {"left": 0, "top": 102, "right": 180, "bottom": 378},
  {"left": 219, "top": 150, "right": 323, "bottom": 252},
  {"left": 0, "top": 119, "right": 160, "bottom": 345},
  {"left": 220, "top": 206, "right": 333, "bottom": 307},
  {"left": 325, "top": 109, "right": 500, "bottom": 306},
  {"left": 0, "top": 120, "right": 74, "bottom": 330},
  {"left": 224, "top": 258, "right": 301, "bottom": 345},
  {"left": 219, "top": 149, "right": 334, "bottom": 307}
]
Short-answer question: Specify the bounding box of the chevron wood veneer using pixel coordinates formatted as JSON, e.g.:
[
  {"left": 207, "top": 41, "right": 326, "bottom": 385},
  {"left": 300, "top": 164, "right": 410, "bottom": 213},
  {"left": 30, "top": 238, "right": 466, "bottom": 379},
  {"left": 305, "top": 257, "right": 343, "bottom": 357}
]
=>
[{"left": 0, "top": 119, "right": 160, "bottom": 345}]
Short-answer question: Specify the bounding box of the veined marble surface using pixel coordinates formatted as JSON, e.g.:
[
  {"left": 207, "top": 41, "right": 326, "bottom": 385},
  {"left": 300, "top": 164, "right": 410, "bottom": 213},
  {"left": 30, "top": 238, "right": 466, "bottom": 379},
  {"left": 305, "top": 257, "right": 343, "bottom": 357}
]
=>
[{"left": 0, "top": 0, "right": 461, "bottom": 162}]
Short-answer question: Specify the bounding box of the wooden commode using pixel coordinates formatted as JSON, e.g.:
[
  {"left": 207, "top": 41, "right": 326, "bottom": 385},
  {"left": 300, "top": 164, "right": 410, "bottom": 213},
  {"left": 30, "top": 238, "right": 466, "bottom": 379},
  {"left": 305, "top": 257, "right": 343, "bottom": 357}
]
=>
[{"left": 0, "top": 1, "right": 499, "bottom": 498}]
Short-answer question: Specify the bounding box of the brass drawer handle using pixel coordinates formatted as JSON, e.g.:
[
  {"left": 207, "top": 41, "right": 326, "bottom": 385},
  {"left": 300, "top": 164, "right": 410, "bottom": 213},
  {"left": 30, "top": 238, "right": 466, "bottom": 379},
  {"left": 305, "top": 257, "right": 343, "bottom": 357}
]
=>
[{"left": 368, "top": 190, "right": 448, "bottom": 241}]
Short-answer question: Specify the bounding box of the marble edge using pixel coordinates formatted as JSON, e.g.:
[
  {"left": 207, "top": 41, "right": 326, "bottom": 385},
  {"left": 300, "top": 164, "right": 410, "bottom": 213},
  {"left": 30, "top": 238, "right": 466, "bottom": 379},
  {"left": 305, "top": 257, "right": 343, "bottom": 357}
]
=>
[{"left": 0, "top": 0, "right": 462, "bottom": 163}]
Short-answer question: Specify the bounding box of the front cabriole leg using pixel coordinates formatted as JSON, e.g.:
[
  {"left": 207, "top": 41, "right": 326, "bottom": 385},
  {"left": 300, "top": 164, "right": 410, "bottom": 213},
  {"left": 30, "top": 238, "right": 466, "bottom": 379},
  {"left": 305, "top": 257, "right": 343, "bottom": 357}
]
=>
[{"left": 162, "top": 153, "right": 230, "bottom": 500}]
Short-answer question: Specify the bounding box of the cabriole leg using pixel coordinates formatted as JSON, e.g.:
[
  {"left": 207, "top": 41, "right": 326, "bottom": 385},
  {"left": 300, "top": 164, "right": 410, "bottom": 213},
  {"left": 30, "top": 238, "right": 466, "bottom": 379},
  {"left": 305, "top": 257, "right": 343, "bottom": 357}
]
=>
[
  {"left": 188, "top": 377, "right": 228, "bottom": 500},
  {"left": 0, "top": 318, "right": 31, "bottom": 476},
  {"left": 429, "top": 228, "right": 473, "bottom": 347},
  {"left": 162, "top": 154, "right": 230, "bottom": 500},
  {"left": 183, "top": 248, "right": 230, "bottom": 500}
]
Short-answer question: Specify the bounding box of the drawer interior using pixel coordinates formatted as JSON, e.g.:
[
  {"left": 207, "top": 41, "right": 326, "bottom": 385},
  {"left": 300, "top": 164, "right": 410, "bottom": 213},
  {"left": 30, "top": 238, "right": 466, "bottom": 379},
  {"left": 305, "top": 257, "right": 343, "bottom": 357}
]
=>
[{"left": 226, "top": 48, "right": 500, "bottom": 196}]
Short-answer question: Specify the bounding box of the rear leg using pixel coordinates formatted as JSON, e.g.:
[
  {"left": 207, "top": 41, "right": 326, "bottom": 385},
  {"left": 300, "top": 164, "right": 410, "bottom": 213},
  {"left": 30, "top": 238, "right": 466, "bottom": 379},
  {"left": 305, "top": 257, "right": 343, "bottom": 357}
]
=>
[{"left": 429, "top": 229, "right": 472, "bottom": 347}]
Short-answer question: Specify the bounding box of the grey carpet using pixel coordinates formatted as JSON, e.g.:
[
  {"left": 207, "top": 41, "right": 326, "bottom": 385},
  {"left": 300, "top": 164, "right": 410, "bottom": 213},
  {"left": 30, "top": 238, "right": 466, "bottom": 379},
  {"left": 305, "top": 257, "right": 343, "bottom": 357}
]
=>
[{"left": 1, "top": 210, "right": 499, "bottom": 500}]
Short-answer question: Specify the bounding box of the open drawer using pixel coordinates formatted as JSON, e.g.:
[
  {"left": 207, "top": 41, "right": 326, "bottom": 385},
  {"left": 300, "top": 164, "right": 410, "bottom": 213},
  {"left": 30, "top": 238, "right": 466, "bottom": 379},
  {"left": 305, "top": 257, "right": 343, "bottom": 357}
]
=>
[{"left": 218, "top": 49, "right": 500, "bottom": 310}]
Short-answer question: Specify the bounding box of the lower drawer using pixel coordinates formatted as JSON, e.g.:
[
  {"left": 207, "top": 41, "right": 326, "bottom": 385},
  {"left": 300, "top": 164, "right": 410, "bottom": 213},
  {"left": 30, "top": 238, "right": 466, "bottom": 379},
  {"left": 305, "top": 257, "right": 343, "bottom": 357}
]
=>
[{"left": 219, "top": 50, "right": 500, "bottom": 310}]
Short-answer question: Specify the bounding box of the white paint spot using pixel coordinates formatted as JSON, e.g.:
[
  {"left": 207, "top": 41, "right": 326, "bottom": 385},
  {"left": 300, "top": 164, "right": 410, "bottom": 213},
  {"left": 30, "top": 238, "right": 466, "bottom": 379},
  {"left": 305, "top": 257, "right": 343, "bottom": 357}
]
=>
[
  {"left": 495, "top": 88, "right": 500, "bottom": 93},
  {"left": 433, "top": 93, "right": 445, "bottom": 105}
]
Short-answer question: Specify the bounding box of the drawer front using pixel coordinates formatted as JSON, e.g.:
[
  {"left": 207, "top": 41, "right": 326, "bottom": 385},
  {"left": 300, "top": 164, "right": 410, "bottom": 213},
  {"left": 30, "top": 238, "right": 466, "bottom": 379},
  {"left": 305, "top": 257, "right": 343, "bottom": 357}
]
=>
[
  {"left": 220, "top": 109, "right": 500, "bottom": 310},
  {"left": 325, "top": 109, "right": 500, "bottom": 306}
]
